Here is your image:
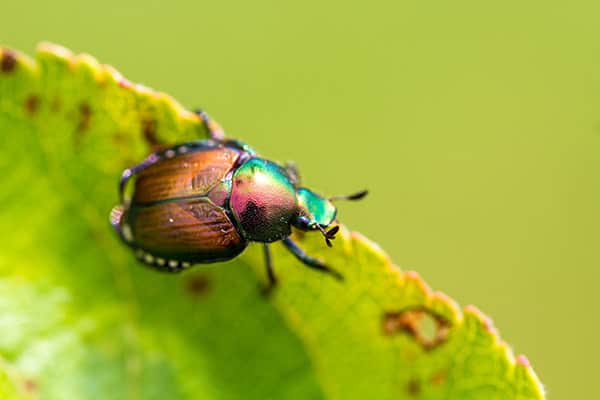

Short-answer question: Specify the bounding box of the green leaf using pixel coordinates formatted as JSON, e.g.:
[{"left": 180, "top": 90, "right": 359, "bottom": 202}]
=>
[
  {"left": 0, "top": 43, "right": 545, "bottom": 399},
  {"left": 0, "top": 363, "right": 28, "bottom": 400}
]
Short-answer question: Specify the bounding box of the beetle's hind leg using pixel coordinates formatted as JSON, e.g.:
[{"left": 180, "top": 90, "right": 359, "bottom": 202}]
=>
[
  {"left": 195, "top": 109, "right": 225, "bottom": 141},
  {"left": 282, "top": 238, "right": 343, "bottom": 281},
  {"left": 261, "top": 244, "right": 278, "bottom": 295}
]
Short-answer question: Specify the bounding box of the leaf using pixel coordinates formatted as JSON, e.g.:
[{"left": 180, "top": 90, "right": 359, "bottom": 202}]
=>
[
  {"left": 0, "top": 43, "right": 545, "bottom": 399},
  {"left": 0, "top": 364, "right": 28, "bottom": 400}
]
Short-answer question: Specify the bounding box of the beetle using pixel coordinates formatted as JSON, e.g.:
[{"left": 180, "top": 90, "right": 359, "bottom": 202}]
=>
[{"left": 110, "top": 110, "right": 367, "bottom": 291}]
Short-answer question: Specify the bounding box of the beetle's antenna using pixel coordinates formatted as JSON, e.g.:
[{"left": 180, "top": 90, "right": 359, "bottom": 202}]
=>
[
  {"left": 316, "top": 225, "right": 340, "bottom": 247},
  {"left": 329, "top": 190, "right": 368, "bottom": 202}
]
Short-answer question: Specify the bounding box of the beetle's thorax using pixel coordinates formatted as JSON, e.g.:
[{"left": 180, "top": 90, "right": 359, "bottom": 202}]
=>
[{"left": 230, "top": 158, "right": 298, "bottom": 243}]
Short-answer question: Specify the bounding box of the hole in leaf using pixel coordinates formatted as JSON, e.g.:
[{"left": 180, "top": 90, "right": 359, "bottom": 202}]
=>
[
  {"left": 382, "top": 307, "right": 451, "bottom": 350},
  {"left": 417, "top": 311, "right": 437, "bottom": 343}
]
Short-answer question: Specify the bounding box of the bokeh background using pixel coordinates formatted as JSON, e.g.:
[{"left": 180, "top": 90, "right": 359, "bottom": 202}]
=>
[{"left": 3, "top": 1, "right": 599, "bottom": 398}]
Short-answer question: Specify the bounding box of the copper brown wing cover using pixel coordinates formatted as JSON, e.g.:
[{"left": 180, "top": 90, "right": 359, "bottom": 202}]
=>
[
  {"left": 130, "top": 198, "right": 246, "bottom": 262},
  {"left": 132, "top": 147, "right": 240, "bottom": 204},
  {"left": 126, "top": 146, "right": 247, "bottom": 262}
]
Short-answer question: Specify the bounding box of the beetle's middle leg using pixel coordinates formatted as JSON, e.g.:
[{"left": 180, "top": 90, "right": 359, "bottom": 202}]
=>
[
  {"left": 282, "top": 237, "right": 343, "bottom": 281},
  {"left": 195, "top": 109, "right": 225, "bottom": 141}
]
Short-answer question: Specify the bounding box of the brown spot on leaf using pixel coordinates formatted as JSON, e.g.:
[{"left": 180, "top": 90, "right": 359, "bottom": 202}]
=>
[
  {"left": 1, "top": 49, "right": 17, "bottom": 73},
  {"left": 74, "top": 103, "right": 92, "bottom": 148},
  {"left": 25, "top": 95, "right": 40, "bottom": 114},
  {"left": 382, "top": 307, "right": 451, "bottom": 350},
  {"left": 185, "top": 274, "right": 211, "bottom": 297},
  {"left": 23, "top": 378, "right": 37, "bottom": 393},
  {"left": 406, "top": 378, "right": 421, "bottom": 396},
  {"left": 24, "top": 95, "right": 40, "bottom": 114},
  {"left": 77, "top": 103, "right": 92, "bottom": 132},
  {"left": 51, "top": 97, "right": 62, "bottom": 112},
  {"left": 430, "top": 370, "right": 446, "bottom": 385},
  {"left": 142, "top": 118, "right": 163, "bottom": 151},
  {"left": 113, "top": 131, "right": 126, "bottom": 145}
]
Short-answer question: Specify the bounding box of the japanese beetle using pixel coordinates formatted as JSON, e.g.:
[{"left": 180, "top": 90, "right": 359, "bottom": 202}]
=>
[{"left": 110, "top": 111, "right": 367, "bottom": 290}]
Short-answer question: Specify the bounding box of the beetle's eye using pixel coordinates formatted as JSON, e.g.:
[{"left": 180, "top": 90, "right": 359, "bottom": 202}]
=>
[{"left": 294, "top": 215, "right": 312, "bottom": 230}]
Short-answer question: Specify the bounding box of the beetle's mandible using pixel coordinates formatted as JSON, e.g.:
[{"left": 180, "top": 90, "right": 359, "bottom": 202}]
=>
[{"left": 110, "top": 110, "right": 367, "bottom": 291}]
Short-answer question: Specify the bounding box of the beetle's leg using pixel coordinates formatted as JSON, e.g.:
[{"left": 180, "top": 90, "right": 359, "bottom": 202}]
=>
[
  {"left": 119, "top": 152, "right": 162, "bottom": 203},
  {"left": 195, "top": 109, "right": 225, "bottom": 141},
  {"left": 284, "top": 161, "right": 301, "bottom": 186},
  {"left": 282, "top": 237, "right": 343, "bottom": 281},
  {"left": 262, "top": 244, "right": 277, "bottom": 294}
]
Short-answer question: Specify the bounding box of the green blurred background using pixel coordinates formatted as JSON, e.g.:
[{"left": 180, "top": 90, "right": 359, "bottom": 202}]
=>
[{"left": 3, "top": 1, "right": 599, "bottom": 398}]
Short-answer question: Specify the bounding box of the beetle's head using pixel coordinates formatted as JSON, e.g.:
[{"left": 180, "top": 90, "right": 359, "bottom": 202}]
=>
[{"left": 293, "top": 188, "right": 368, "bottom": 247}]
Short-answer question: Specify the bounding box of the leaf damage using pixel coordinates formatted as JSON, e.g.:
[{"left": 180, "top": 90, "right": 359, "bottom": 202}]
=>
[
  {"left": 1, "top": 48, "right": 17, "bottom": 73},
  {"left": 185, "top": 274, "right": 211, "bottom": 297},
  {"left": 382, "top": 307, "right": 451, "bottom": 350}
]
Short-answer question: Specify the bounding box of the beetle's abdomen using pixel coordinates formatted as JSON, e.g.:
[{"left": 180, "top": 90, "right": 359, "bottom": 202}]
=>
[
  {"left": 133, "top": 147, "right": 239, "bottom": 204},
  {"left": 127, "top": 198, "right": 246, "bottom": 263}
]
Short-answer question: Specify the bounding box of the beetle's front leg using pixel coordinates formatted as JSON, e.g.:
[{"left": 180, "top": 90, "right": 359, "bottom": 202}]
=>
[
  {"left": 195, "top": 109, "right": 225, "bottom": 141},
  {"left": 282, "top": 237, "right": 343, "bottom": 281},
  {"left": 261, "top": 244, "right": 278, "bottom": 295}
]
